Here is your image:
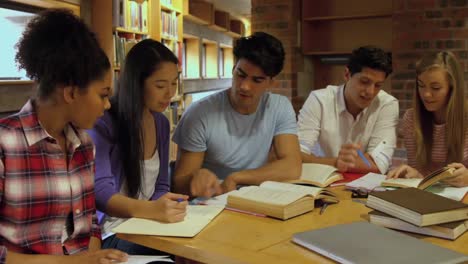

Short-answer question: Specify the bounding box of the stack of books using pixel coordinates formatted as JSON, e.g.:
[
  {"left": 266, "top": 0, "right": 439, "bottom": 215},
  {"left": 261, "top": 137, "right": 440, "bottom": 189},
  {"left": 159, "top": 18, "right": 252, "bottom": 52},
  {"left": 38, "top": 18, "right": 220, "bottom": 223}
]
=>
[{"left": 366, "top": 188, "right": 468, "bottom": 240}]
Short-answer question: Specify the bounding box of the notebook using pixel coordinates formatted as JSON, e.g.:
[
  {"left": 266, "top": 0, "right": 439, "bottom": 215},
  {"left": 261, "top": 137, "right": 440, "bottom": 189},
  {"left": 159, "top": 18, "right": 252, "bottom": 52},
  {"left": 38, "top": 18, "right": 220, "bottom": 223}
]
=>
[
  {"left": 287, "top": 163, "right": 343, "bottom": 187},
  {"left": 369, "top": 210, "right": 468, "bottom": 240},
  {"left": 366, "top": 188, "right": 468, "bottom": 226},
  {"left": 113, "top": 205, "right": 224, "bottom": 237},
  {"left": 226, "top": 181, "right": 338, "bottom": 220},
  {"left": 292, "top": 222, "right": 468, "bottom": 264},
  {"left": 123, "top": 255, "right": 173, "bottom": 264}
]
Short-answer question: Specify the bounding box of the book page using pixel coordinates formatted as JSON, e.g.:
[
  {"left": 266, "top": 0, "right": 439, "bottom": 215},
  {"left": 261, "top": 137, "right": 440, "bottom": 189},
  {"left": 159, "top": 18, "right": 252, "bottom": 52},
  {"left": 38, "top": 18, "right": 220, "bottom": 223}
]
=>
[
  {"left": 229, "top": 186, "right": 307, "bottom": 206},
  {"left": 260, "top": 181, "right": 322, "bottom": 197},
  {"left": 381, "top": 178, "right": 422, "bottom": 188},
  {"left": 300, "top": 163, "right": 338, "bottom": 183},
  {"left": 123, "top": 255, "right": 173, "bottom": 264},
  {"left": 345, "top": 173, "right": 386, "bottom": 191},
  {"left": 112, "top": 205, "right": 224, "bottom": 237}
]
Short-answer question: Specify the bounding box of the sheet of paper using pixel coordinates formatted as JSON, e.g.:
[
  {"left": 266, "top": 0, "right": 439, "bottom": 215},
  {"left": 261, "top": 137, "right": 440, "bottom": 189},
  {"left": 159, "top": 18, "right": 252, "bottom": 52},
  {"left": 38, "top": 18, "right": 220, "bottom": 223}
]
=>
[
  {"left": 229, "top": 186, "right": 306, "bottom": 206},
  {"left": 345, "top": 172, "right": 386, "bottom": 191},
  {"left": 113, "top": 205, "right": 224, "bottom": 237},
  {"left": 260, "top": 181, "right": 322, "bottom": 197},
  {"left": 426, "top": 185, "right": 468, "bottom": 201},
  {"left": 123, "top": 255, "right": 173, "bottom": 264}
]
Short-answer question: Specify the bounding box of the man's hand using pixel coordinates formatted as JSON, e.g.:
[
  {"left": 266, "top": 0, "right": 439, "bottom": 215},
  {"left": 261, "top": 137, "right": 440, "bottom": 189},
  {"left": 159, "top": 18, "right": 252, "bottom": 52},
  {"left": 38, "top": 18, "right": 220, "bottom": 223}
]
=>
[
  {"left": 335, "top": 143, "right": 360, "bottom": 172},
  {"left": 221, "top": 173, "right": 239, "bottom": 193},
  {"left": 387, "top": 164, "right": 423, "bottom": 179},
  {"left": 190, "top": 168, "right": 222, "bottom": 197}
]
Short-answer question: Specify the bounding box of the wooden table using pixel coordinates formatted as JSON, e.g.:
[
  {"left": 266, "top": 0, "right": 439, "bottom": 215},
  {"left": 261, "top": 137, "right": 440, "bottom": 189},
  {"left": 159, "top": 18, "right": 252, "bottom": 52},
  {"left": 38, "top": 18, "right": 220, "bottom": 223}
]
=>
[{"left": 118, "top": 187, "right": 468, "bottom": 264}]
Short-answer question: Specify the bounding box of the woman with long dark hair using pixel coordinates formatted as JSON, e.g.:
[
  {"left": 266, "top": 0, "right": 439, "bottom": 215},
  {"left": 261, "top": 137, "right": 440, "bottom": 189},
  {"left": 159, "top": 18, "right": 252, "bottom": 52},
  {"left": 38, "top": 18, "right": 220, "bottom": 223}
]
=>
[{"left": 88, "top": 39, "right": 188, "bottom": 254}]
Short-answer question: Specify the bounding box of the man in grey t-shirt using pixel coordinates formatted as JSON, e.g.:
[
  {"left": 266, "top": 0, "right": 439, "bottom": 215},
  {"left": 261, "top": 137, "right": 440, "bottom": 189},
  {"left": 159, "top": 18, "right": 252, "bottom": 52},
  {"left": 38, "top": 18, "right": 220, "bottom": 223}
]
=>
[{"left": 173, "top": 32, "right": 301, "bottom": 197}]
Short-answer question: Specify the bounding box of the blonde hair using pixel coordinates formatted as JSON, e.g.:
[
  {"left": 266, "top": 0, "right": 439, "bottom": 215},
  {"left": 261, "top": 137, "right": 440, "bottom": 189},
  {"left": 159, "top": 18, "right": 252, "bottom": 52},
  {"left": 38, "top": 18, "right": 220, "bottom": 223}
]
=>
[{"left": 414, "top": 51, "right": 466, "bottom": 167}]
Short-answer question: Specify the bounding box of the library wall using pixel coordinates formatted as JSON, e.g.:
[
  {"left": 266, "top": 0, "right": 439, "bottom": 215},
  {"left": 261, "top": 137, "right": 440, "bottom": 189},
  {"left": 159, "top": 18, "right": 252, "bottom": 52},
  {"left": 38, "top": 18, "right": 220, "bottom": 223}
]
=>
[{"left": 250, "top": 0, "right": 303, "bottom": 111}]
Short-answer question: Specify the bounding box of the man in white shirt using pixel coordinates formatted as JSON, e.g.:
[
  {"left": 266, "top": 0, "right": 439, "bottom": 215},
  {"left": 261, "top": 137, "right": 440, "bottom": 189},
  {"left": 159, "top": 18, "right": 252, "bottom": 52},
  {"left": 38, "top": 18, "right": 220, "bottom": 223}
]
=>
[{"left": 298, "top": 46, "right": 398, "bottom": 174}]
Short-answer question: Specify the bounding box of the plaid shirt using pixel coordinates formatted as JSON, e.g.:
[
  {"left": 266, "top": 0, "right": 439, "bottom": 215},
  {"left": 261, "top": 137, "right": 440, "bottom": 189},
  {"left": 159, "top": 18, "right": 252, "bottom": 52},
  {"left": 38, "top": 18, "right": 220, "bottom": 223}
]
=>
[{"left": 0, "top": 100, "right": 101, "bottom": 262}]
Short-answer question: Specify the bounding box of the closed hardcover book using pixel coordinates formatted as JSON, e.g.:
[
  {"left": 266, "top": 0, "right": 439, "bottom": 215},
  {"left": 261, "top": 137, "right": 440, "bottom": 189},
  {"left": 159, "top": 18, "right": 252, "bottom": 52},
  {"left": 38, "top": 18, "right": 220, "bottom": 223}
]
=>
[
  {"left": 369, "top": 210, "right": 468, "bottom": 240},
  {"left": 366, "top": 188, "right": 468, "bottom": 226},
  {"left": 227, "top": 181, "right": 338, "bottom": 220}
]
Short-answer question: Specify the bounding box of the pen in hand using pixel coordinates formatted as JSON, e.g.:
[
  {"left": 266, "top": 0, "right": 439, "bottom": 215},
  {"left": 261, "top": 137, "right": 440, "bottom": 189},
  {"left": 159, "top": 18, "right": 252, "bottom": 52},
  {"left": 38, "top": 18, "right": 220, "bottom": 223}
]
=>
[{"left": 357, "top": 149, "right": 372, "bottom": 168}]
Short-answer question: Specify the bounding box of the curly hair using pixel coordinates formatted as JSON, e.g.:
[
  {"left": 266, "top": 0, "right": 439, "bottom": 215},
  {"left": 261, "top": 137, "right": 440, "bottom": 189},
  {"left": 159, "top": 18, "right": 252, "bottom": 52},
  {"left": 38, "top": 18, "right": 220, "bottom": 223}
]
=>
[
  {"left": 347, "top": 46, "right": 392, "bottom": 77},
  {"left": 15, "top": 8, "right": 110, "bottom": 99},
  {"left": 233, "top": 32, "right": 285, "bottom": 77}
]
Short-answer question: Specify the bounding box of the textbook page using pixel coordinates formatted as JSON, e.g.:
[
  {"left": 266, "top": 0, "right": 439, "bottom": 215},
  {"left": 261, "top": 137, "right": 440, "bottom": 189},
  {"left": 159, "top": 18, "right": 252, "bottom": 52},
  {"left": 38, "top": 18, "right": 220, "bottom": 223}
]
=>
[
  {"left": 382, "top": 178, "right": 422, "bottom": 188},
  {"left": 345, "top": 172, "right": 386, "bottom": 191},
  {"left": 229, "top": 186, "right": 306, "bottom": 206},
  {"left": 301, "top": 163, "right": 337, "bottom": 182},
  {"left": 124, "top": 255, "right": 173, "bottom": 264},
  {"left": 260, "top": 181, "right": 322, "bottom": 197},
  {"left": 113, "top": 205, "right": 224, "bottom": 237}
]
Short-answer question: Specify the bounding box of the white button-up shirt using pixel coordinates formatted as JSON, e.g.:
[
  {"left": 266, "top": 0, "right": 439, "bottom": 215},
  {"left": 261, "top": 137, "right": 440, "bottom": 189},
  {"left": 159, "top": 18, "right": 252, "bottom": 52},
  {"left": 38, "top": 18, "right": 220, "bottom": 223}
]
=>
[{"left": 297, "top": 85, "right": 399, "bottom": 173}]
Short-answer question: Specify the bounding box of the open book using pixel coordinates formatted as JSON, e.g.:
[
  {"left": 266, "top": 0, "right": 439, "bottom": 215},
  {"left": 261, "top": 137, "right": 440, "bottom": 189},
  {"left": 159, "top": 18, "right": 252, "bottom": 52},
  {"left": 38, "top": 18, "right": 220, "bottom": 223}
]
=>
[
  {"left": 287, "top": 163, "right": 343, "bottom": 187},
  {"left": 381, "top": 167, "right": 456, "bottom": 189},
  {"left": 226, "top": 181, "right": 338, "bottom": 220},
  {"left": 112, "top": 205, "right": 224, "bottom": 237},
  {"left": 369, "top": 210, "right": 468, "bottom": 240}
]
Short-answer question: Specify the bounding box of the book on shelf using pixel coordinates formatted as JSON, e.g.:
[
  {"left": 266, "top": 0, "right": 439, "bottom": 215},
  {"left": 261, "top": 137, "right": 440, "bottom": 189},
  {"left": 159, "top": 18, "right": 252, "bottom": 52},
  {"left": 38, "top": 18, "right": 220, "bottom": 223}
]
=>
[
  {"left": 366, "top": 188, "right": 468, "bottom": 227},
  {"left": 287, "top": 163, "right": 343, "bottom": 187},
  {"left": 113, "top": 0, "right": 148, "bottom": 32},
  {"left": 226, "top": 181, "right": 338, "bottom": 220},
  {"left": 292, "top": 222, "right": 468, "bottom": 264},
  {"left": 369, "top": 210, "right": 468, "bottom": 240},
  {"left": 381, "top": 167, "right": 456, "bottom": 189},
  {"left": 113, "top": 205, "right": 224, "bottom": 237}
]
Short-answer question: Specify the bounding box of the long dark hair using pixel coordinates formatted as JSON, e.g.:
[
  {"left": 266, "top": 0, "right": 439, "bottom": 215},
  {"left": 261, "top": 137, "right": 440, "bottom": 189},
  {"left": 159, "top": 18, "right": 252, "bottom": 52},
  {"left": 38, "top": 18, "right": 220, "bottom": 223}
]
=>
[{"left": 110, "top": 39, "right": 178, "bottom": 198}]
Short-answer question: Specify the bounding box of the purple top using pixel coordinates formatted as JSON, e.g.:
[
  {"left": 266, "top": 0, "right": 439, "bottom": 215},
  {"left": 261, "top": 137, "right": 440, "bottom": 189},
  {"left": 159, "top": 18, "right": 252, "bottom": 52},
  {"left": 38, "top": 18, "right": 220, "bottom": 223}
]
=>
[{"left": 88, "top": 111, "right": 170, "bottom": 223}]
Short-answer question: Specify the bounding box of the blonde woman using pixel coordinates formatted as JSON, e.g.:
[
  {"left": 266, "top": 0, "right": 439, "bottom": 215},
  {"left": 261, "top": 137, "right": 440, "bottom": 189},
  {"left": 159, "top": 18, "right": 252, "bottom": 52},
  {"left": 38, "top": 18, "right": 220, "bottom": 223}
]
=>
[{"left": 388, "top": 51, "right": 468, "bottom": 187}]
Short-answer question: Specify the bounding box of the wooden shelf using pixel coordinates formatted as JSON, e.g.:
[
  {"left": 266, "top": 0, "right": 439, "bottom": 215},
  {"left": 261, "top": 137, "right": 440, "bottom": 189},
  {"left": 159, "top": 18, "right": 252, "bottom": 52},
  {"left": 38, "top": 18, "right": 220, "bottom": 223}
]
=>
[
  {"left": 161, "top": 3, "right": 182, "bottom": 14},
  {"left": 183, "top": 0, "right": 214, "bottom": 25},
  {"left": 302, "top": 0, "right": 392, "bottom": 18},
  {"left": 0, "top": 80, "right": 34, "bottom": 85},
  {"left": 114, "top": 27, "right": 148, "bottom": 35},
  {"left": 171, "top": 95, "right": 183, "bottom": 102},
  {"left": 209, "top": 24, "right": 228, "bottom": 32},
  {"left": 113, "top": 66, "right": 121, "bottom": 71},
  {"left": 229, "top": 19, "right": 244, "bottom": 37},
  {"left": 301, "top": 17, "right": 392, "bottom": 54},
  {"left": 304, "top": 12, "right": 392, "bottom": 21},
  {"left": 161, "top": 35, "right": 179, "bottom": 41},
  {"left": 226, "top": 31, "right": 241, "bottom": 38}
]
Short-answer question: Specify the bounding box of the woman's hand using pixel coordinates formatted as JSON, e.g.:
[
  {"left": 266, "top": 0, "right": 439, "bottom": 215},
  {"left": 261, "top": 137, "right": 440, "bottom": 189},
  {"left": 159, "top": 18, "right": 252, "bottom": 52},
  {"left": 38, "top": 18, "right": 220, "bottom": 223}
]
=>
[
  {"left": 387, "top": 164, "right": 423, "bottom": 179},
  {"left": 445, "top": 163, "right": 468, "bottom": 187}
]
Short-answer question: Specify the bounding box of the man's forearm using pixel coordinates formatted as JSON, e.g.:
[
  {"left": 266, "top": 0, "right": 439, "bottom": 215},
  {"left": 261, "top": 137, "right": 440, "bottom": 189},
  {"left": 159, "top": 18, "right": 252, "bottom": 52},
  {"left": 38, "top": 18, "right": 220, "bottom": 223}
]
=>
[{"left": 231, "top": 157, "right": 301, "bottom": 186}]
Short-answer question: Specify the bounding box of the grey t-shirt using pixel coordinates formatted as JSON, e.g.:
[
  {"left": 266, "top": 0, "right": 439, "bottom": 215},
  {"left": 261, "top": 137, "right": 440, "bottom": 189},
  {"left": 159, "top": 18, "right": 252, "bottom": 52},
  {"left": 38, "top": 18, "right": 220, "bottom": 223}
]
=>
[{"left": 173, "top": 89, "right": 297, "bottom": 180}]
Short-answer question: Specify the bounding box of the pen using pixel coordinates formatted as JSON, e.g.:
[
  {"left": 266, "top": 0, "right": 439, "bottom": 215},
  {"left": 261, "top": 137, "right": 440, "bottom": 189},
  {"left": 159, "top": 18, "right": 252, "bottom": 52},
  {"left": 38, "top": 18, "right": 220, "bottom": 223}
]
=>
[
  {"left": 176, "top": 198, "right": 184, "bottom": 203},
  {"left": 320, "top": 203, "right": 329, "bottom": 215},
  {"left": 357, "top": 149, "right": 371, "bottom": 168}
]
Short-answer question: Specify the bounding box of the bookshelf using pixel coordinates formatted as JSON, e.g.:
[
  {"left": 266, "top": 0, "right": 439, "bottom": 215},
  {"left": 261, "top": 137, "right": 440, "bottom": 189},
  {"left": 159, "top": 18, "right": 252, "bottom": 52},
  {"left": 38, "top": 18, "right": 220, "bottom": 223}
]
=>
[{"left": 301, "top": 0, "right": 392, "bottom": 90}]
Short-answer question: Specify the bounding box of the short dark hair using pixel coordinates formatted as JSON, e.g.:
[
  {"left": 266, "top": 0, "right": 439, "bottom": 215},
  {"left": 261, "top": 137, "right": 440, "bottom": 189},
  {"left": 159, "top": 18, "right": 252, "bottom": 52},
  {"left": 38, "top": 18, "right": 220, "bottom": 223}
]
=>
[
  {"left": 347, "top": 46, "right": 392, "bottom": 77},
  {"left": 111, "top": 39, "right": 178, "bottom": 198},
  {"left": 15, "top": 8, "right": 110, "bottom": 99},
  {"left": 233, "top": 32, "right": 285, "bottom": 77}
]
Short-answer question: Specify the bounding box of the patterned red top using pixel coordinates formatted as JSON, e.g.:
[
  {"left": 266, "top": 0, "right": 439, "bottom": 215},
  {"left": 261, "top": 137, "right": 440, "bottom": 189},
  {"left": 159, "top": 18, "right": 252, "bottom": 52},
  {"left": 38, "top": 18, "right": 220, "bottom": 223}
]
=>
[{"left": 0, "top": 100, "right": 101, "bottom": 262}]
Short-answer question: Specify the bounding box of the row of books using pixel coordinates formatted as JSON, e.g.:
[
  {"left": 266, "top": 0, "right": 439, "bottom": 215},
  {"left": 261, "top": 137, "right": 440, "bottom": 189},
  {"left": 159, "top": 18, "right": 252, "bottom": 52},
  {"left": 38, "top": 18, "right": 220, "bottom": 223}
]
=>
[
  {"left": 113, "top": 0, "right": 148, "bottom": 33},
  {"left": 161, "top": 11, "right": 179, "bottom": 40},
  {"left": 113, "top": 32, "right": 147, "bottom": 68}
]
